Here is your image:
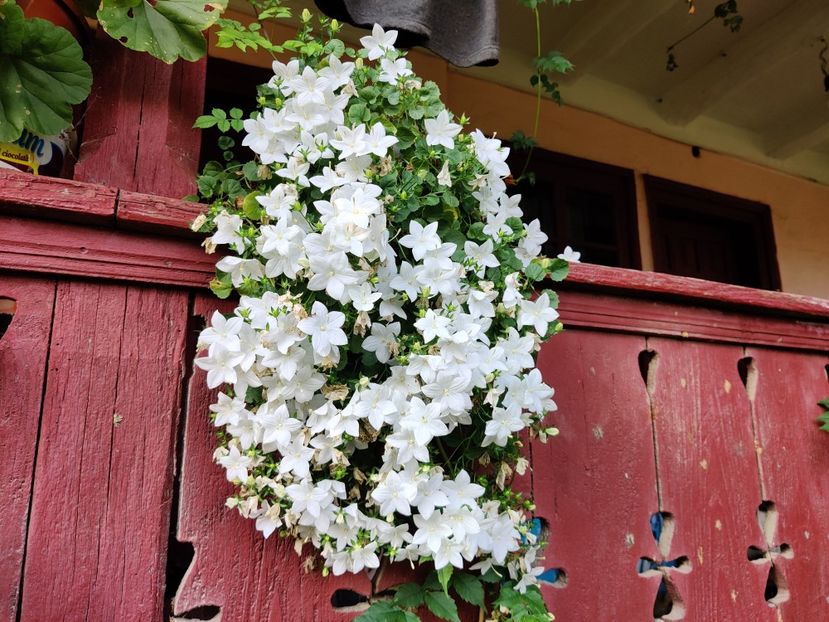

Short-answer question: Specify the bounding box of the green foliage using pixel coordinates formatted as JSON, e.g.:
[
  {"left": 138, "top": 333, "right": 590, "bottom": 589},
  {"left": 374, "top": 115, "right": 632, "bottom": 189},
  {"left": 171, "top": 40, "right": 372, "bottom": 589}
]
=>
[
  {"left": 452, "top": 572, "right": 486, "bottom": 608},
  {"left": 818, "top": 398, "right": 829, "bottom": 432},
  {"left": 0, "top": 1, "right": 92, "bottom": 141},
  {"left": 97, "top": 0, "right": 229, "bottom": 63},
  {"left": 494, "top": 584, "right": 550, "bottom": 621},
  {"left": 355, "top": 601, "right": 419, "bottom": 622}
]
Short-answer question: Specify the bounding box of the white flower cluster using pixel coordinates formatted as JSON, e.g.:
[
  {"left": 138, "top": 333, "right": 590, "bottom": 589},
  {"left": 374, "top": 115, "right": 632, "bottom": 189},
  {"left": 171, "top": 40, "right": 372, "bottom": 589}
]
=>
[{"left": 196, "top": 24, "right": 566, "bottom": 590}]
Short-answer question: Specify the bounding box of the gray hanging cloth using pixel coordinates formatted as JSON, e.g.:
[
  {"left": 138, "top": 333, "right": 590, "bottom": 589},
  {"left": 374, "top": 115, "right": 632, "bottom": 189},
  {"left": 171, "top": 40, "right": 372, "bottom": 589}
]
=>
[{"left": 314, "top": 0, "right": 499, "bottom": 67}]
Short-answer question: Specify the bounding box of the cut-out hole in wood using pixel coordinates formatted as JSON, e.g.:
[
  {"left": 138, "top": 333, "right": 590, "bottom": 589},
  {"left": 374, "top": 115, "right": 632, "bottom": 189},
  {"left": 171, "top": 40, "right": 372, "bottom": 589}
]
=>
[
  {"left": 331, "top": 588, "right": 369, "bottom": 611},
  {"left": 639, "top": 350, "right": 659, "bottom": 395},
  {"left": 737, "top": 356, "right": 758, "bottom": 401},
  {"left": 638, "top": 512, "right": 691, "bottom": 621},
  {"left": 526, "top": 517, "right": 568, "bottom": 588},
  {"left": 746, "top": 501, "right": 793, "bottom": 607},
  {"left": 0, "top": 297, "right": 15, "bottom": 341},
  {"left": 170, "top": 605, "right": 221, "bottom": 621}
]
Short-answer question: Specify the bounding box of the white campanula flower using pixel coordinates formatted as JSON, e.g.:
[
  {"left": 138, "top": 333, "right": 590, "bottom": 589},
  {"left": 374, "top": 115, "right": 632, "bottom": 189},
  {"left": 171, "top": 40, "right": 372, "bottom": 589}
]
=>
[
  {"left": 378, "top": 57, "right": 412, "bottom": 84},
  {"left": 360, "top": 23, "right": 398, "bottom": 60},
  {"left": 297, "top": 301, "right": 348, "bottom": 357},
  {"left": 424, "top": 109, "right": 462, "bottom": 150},
  {"left": 517, "top": 292, "right": 559, "bottom": 336},
  {"left": 198, "top": 22, "right": 566, "bottom": 600},
  {"left": 558, "top": 245, "right": 581, "bottom": 263},
  {"left": 210, "top": 211, "right": 245, "bottom": 253},
  {"left": 217, "top": 444, "right": 253, "bottom": 482},
  {"left": 362, "top": 321, "right": 400, "bottom": 363},
  {"left": 399, "top": 220, "right": 442, "bottom": 260}
]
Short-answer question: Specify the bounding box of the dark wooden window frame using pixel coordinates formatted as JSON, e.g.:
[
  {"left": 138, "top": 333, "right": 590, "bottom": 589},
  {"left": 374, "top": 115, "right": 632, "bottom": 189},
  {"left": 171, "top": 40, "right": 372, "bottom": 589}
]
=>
[
  {"left": 644, "top": 175, "right": 781, "bottom": 290},
  {"left": 509, "top": 147, "right": 642, "bottom": 269}
]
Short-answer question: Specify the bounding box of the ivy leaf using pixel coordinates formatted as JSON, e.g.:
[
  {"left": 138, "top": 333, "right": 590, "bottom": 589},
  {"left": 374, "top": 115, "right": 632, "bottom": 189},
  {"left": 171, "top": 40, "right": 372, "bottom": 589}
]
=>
[
  {"left": 0, "top": 8, "right": 92, "bottom": 141},
  {"left": 98, "top": 0, "right": 229, "bottom": 63},
  {"left": 424, "top": 590, "right": 460, "bottom": 622},
  {"left": 452, "top": 572, "right": 485, "bottom": 608},
  {"left": 393, "top": 583, "right": 426, "bottom": 608}
]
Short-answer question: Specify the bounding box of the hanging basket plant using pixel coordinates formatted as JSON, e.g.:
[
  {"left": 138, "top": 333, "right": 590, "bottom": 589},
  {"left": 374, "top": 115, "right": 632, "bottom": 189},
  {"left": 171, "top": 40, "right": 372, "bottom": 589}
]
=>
[{"left": 193, "top": 12, "right": 571, "bottom": 621}]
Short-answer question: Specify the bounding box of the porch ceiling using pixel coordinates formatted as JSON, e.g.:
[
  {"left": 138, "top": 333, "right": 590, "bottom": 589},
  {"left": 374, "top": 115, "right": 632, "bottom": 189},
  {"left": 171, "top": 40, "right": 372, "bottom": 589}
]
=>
[{"left": 459, "top": 0, "right": 829, "bottom": 185}]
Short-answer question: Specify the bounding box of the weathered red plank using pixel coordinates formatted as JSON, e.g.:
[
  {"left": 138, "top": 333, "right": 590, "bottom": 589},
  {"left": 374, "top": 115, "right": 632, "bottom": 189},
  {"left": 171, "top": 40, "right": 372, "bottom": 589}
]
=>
[
  {"left": 74, "top": 36, "right": 205, "bottom": 199},
  {"left": 532, "top": 330, "right": 659, "bottom": 619},
  {"left": 116, "top": 190, "right": 206, "bottom": 235},
  {"left": 0, "top": 169, "right": 115, "bottom": 225},
  {"left": 0, "top": 215, "right": 215, "bottom": 288},
  {"left": 746, "top": 347, "right": 829, "bottom": 620},
  {"left": 0, "top": 276, "right": 55, "bottom": 622},
  {"left": 647, "top": 337, "right": 774, "bottom": 622},
  {"left": 567, "top": 264, "right": 829, "bottom": 321},
  {"left": 19, "top": 282, "right": 189, "bottom": 621},
  {"left": 559, "top": 290, "right": 829, "bottom": 351},
  {"left": 174, "top": 295, "right": 373, "bottom": 621}
]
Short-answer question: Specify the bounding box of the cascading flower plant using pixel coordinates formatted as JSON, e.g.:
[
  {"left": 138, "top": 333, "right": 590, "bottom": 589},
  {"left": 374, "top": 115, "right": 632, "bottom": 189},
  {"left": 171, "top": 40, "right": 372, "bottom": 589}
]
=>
[{"left": 193, "top": 12, "right": 572, "bottom": 621}]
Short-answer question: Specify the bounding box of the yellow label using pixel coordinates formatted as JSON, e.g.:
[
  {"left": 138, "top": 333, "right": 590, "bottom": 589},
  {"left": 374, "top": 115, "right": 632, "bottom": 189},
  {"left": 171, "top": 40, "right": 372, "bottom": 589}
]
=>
[{"left": 0, "top": 142, "right": 39, "bottom": 175}]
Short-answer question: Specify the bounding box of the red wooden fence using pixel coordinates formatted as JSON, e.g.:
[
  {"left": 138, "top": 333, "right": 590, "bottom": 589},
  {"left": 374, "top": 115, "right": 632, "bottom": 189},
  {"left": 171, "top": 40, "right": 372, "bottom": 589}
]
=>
[{"left": 1, "top": 169, "right": 828, "bottom": 622}]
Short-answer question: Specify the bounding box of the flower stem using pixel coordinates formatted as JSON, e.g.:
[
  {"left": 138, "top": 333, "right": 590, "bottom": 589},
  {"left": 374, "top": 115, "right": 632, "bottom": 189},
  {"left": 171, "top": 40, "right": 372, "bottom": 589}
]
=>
[{"left": 517, "top": 6, "right": 542, "bottom": 183}]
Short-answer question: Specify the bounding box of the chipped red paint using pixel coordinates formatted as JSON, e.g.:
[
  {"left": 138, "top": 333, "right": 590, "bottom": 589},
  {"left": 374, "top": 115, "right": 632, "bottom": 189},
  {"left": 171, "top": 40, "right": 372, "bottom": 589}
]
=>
[{"left": 1, "top": 160, "right": 829, "bottom": 621}]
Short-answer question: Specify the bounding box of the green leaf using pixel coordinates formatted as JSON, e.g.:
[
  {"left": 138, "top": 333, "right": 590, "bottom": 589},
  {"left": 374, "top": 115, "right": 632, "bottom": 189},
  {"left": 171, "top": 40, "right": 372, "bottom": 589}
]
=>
[
  {"left": 0, "top": 10, "right": 92, "bottom": 141},
  {"left": 549, "top": 257, "right": 569, "bottom": 282},
  {"left": 97, "top": 0, "right": 229, "bottom": 63},
  {"left": 437, "top": 566, "right": 453, "bottom": 595},
  {"left": 354, "top": 601, "right": 417, "bottom": 622},
  {"left": 452, "top": 572, "right": 485, "bottom": 608},
  {"left": 818, "top": 397, "right": 829, "bottom": 410},
  {"left": 209, "top": 273, "right": 233, "bottom": 299},
  {"left": 393, "top": 583, "right": 426, "bottom": 608},
  {"left": 424, "top": 591, "right": 460, "bottom": 622},
  {"left": 524, "top": 259, "right": 546, "bottom": 282},
  {"left": 535, "top": 51, "right": 573, "bottom": 75}
]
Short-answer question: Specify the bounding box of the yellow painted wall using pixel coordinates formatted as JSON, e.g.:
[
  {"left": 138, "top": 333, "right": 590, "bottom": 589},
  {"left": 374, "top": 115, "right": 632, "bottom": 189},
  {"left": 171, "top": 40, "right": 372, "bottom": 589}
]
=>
[
  {"left": 208, "top": 30, "right": 829, "bottom": 299},
  {"left": 436, "top": 68, "right": 829, "bottom": 300}
]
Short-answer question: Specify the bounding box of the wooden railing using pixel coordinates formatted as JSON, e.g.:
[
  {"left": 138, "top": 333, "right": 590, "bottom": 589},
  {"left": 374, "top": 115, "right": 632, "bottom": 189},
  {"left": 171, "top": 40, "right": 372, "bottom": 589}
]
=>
[{"left": 1, "top": 169, "right": 828, "bottom": 621}]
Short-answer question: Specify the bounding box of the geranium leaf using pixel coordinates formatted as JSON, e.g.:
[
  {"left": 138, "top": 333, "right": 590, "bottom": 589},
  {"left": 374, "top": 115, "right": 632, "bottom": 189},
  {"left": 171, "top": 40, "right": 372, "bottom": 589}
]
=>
[
  {"left": 0, "top": 9, "right": 91, "bottom": 141},
  {"left": 98, "top": 0, "right": 228, "bottom": 63}
]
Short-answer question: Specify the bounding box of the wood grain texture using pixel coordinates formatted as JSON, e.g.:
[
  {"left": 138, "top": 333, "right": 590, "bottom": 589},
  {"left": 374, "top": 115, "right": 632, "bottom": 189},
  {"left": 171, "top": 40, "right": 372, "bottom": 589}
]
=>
[
  {"left": 174, "top": 294, "right": 373, "bottom": 621},
  {"left": 0, "top": 276, "right": 55, "bottom": 622},
  {"left": 559, "top": 290, "right": 829, "bottom": 351},
  {"left": 19, "top": 282, "right": 189, "bottom": 622},
  {"left": 0, "top": 215, "right": 215, "bottom": 288},
  {"left": 532, "top": 330, "right": 659, "bottom": 619},
  {"left": 647, "top": 337, "right": 775, "bottom": 622},
  {"left": 0, "top": 169, "right": 115, "bottom": 225},
  {"left": 566, "top": 263, "right": 829, "bottom": 320},
  {"left": 746, "top": 347, "right": 829, "bottom": 620},
  {"left": 73, "top": 35, "right": 205, "bottom": 199},
  {"left": 116, "top": 190, "right": 206, "bottom": 236}
]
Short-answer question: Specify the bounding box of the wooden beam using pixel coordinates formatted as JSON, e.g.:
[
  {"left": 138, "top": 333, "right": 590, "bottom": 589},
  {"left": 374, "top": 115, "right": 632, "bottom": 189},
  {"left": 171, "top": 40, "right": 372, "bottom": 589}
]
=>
[
  {"left": 558, "top": 0, "right": 679, "bottom": 81},
  {"left": 766, "top": 114, "right": 829, "bottom": 160},
  {"left": 658, "top": 0, "right": 829, "bottom": 126}
]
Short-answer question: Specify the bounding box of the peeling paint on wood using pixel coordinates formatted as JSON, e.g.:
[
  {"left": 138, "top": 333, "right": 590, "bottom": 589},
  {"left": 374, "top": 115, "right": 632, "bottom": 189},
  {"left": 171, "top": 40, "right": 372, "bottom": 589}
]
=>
[
  {"left": 18, "top": 282, "right": 188, "bottom": 621},
  {"left": 0, "top": 277, "right": 55, "bottom": 620}
]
